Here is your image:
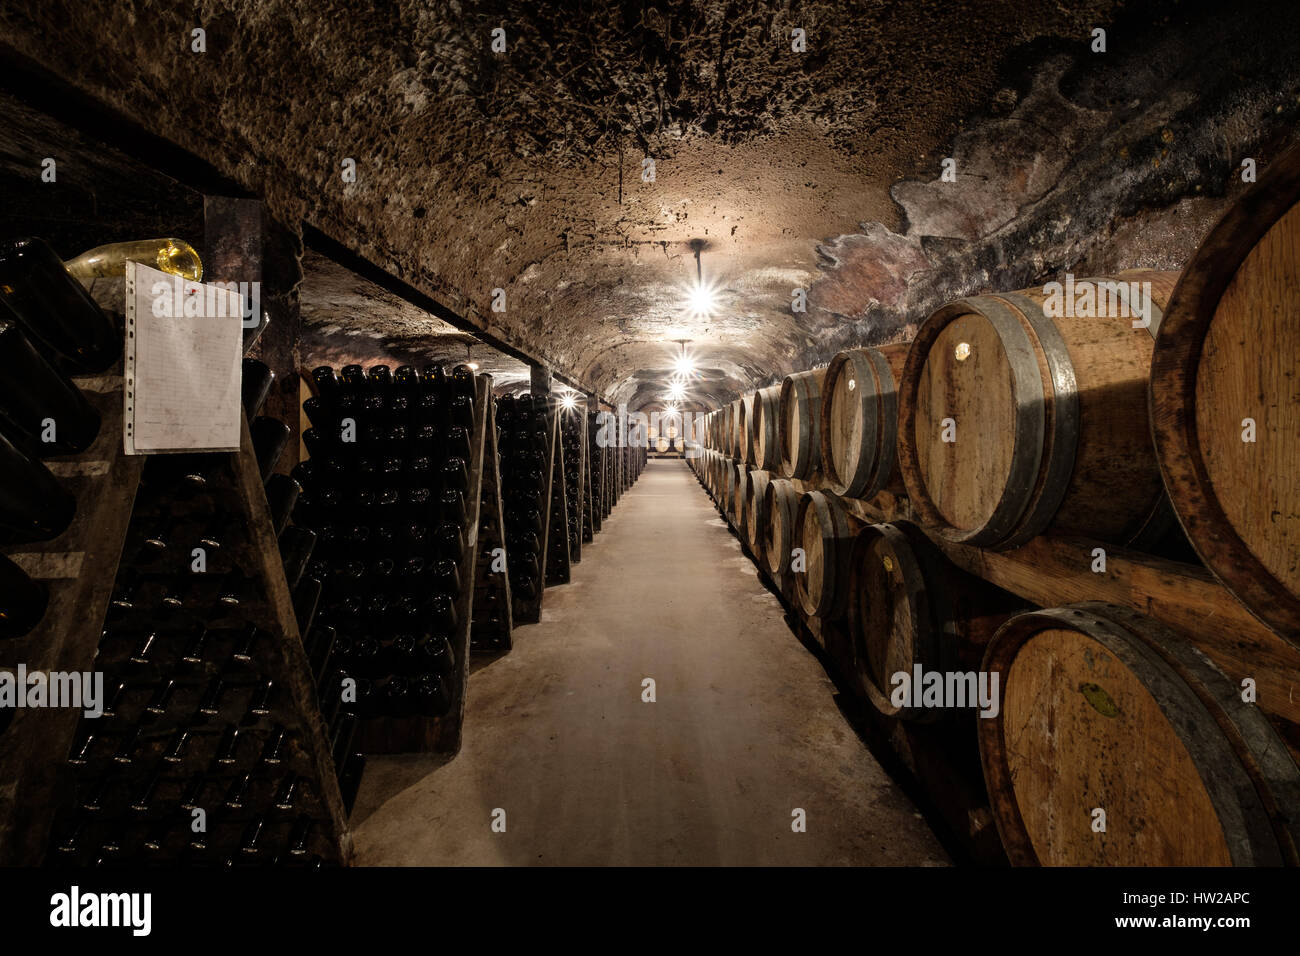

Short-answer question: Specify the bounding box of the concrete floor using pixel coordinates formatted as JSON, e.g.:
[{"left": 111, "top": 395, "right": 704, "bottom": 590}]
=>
[{"left": 351, "top": 459, "right": 949, "bottom": 866}]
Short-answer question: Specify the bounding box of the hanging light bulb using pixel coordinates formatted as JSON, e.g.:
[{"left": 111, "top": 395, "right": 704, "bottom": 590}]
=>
[{"left": 681, "top": 240, "right": 720, "bottom": 320}]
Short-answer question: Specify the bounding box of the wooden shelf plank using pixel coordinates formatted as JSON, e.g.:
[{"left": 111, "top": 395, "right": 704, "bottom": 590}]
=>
[{"left": 927, "top": 532, "right": 1300, "bottom": 726}]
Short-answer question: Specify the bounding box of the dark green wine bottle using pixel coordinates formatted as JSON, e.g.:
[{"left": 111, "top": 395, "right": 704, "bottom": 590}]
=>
[
  {"left": 0, "top": 238, "right": 120, "bottom": 373},
  {"left": 0, "top": 552, "right": 48, "bottom": 638},
  {"left": 0, "top": 429, "right": 75, "bottom": 544},
  {"left": 0, "top": 318, "right": 100, "bottom": 455}
]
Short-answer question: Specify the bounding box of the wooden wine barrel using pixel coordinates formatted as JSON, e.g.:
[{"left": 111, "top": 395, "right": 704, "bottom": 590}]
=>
[
  {"left": 848, "top": 522, "right": 1023, "bottom": 720},
  {"left": 1150, "top": 146, "right": 1300, "bottom": 638},
  {"left": 761, "top": 478, "right": 801, "bottom": 576},
  {"left": 778, "top": 368, "right": 826, "bottom": 479},
  {"left": 979, "top": 602, "right": 1300, "bottom": 866},
  {"left": 751, "top": 385, "right": 782, "bottom": 471},
  {"left": 731, "top": 398, "right": 745, "bottom": 460},
  {"left": 727, "top": 400, "right": 742, "bottom": 458},
  {"left": 820, "top": 343, "right": 909, "bottom": 499},
  {"left": 721, "top": 457, "right": 736, "bottom": 515},
  {"left": 747, "top": 470, "right": 772, "bottom": 554},
  {"left": 736, "top": 392, "right": 757, "bottom": 465},
  {"left": 654, "top": 436, "right": 670, "bottom": 453},
  {"left": 734, "top": 465, "right": 751, "bottom": 532},
  {"left": 898, "top": 271, "right": 1180, "bottom": 549},
  {"left": 792, "top": 491, "right": 856, "bottom": 619}
]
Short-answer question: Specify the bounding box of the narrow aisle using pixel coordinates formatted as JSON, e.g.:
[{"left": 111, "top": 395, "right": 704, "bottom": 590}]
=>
[{"left": 352, "top": 459, "right": 949, "bottom": 865}]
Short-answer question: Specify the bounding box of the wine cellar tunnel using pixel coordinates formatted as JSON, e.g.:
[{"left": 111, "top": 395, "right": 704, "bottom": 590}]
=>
[{"left": 0, "top": 0, "right": 1299, "bottom": 889}]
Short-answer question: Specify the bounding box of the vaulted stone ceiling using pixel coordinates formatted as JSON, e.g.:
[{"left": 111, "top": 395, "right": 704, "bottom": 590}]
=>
[{"left": 7, "top": 0, "right": 1278, "bottom": 410}]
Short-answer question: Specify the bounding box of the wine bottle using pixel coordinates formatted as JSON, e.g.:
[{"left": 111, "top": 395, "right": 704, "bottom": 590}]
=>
[
  {"left": 340, "top": 365, "right": 367, "bottom": 392},
  {"left": 213, "top": 724, "right": 241, "bottom": 764},
  {"left": 393, "top": 365, "right": 420, "bottom": 396},
  {"left": 306, "top": 625, "right": 336, "bottom": 685},
  {"left": 0, "top": 318, "right": 100, "bottom": 455},
  {"left": 241, "top": 358, "right": 275, "bottom": 419},
  {"left": 274, "top": 774, "right": 301, "bottom": 811},
  {"left": 439, "top": 488, "right": 466, "bottom": 528},
  {"left": 212, "top": 571, "right": 244, "bottom": 608},
  {"left": 380, "top": 677, "right": 412, "bottom": 716},
  {"left": 145, "top": 678, "right": 178, "bottom": 716},
  {"left": 442, "top": 457, "right": 469, "bottom": 495},
  {"left": 446, "top": 424, "right": 472, "bottom": 461},
  {"left": 251, "top": 416, "right": 291, "bottom": 481},
  {"left": 451, "top": 364, "right": 476, "bottom": 398},
  {"left": 224, "top": 773, "right": 252, "bottom": 810},
  {"left": 130, "top": 770, "right": 163, "bottom": 813},
  {"left": 129, "top": 630, "right": 158, "bottom": 664},
  {"left": 448, "top": 394, "right": 474, "bottom": 430},
  {"left": 329, "top": 714, "right": 356, "bottom": 772},
  {"left": 83, "top": 774, "right": 113, "bottom": 812},
  {"left": 239, "top": 816, "right": 267, "bottom": 856},
  {"left": 265, "top": 473, "right": 301, "bottom": 534},
  {"left": 0, "top": 237, "right": 120, "bottom": 373},
  {"left": 419, "top": 635, "right": 455, "bottom": 675},
  {"left": 63, "top": 238, "right": 203, "bottom": 282},
  {"left": 434, "top": 520, "right": 465, "bottom": 563},
  {"left": 0, "top": 429, "right": 75, "bottom": 544},
  {"left": 430, "top": 594, "right": 458, "bottom": 634},
  {"left": 413, "top": 672, "right": 453, "bottom": 717},
  {"left": 511, "top": 569, "right": 538, "bottom": 600},
  {"left": 432, "top": 557, "right": 461, "bottom": 596},
  {"left": 385, "top": 634, "right": 418, "bottom": 674},
  {"left": 179, "top": 773, "right": 206, "bottom": 810},
  {"left": 287, "top": 816, "right": 314, "bottom": 857},
  {"left": 338, "top": 752, "right": 366, "bottom": 816},
  {"left": 0, "top": 552, "right": 48, "bottom": 638},
  {"left": 419, "top": 364, "right": 448, "bottom": 395},
  {"left": 367, "top": 365, "right": 392, "bottom": 394},
  {"left": 260, "top": 726, "right": 289, "bottom": 767},
  {"left": 246, "top": 679, "right": 274, "bottom": 717},
  {"left": 279, "top": 526, "right": 317, "bottom": 591},
  {"left": 197, "top": 677, "right": 226, "bottom": 716}
]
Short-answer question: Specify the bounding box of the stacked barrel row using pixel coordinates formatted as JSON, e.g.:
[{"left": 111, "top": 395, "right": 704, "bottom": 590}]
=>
[{"left": 691, "top": 145, "right": 1300, "bottom": 867}]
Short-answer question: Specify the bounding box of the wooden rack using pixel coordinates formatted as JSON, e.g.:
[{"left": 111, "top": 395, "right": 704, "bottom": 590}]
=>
[
  {"left": 562, "top": 408, "right": 587, "bottom": 563},
  {"left": 469, "top": 387, "right": 513, "bottom": 655},
  {"left": 583, "top": 410, "right": 597, "bottom": 541},
  {"left": 0, "top": 365, "right": 353, "bottom": 864},
  {"left": 544, "top": 413, "right": 572, "bottom": 589},
  {"left": 354, "top": 373, "right": 491, "bottom": 755}
]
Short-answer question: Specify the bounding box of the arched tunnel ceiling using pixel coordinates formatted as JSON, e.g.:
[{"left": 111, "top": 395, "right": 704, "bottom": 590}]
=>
[{"left": 0, "top": 0, "right": 1226, "bottom": 408}]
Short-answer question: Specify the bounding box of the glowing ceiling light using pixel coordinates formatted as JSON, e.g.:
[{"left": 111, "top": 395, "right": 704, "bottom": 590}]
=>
[
  {"left": 673, "top": 353, "right": 695, "bottom": 377},
  {"left": 467, "top": 362, "right": 480, "bottom": 371},
  {"left": 665, "top": 404, "right": 679, "bottom": 417},
  {"left": 559, "top": 391, "right": 578, "bottom": 410},
  {"left": 685, "top": 280, "right": 719, "bottom": 318},
  {"left": 666, "top": 380, "right": 686, "bottom": 401}
]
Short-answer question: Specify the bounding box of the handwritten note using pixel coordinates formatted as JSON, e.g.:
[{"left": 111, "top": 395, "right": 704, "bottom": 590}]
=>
[{"left": 123, "top": 261, "right": 243, "bottom": 455}]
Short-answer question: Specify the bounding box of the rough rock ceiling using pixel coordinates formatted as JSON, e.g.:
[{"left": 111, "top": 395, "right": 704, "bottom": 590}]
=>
[
  {"left": 9, "top": 0, "right": 1267, "bottom": 409},
  {"left": 300, "top": 249, "right": 533, "bottom": 390}
]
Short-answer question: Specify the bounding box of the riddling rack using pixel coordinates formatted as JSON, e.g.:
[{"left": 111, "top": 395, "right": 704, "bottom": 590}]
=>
[
  {"left": 0, "top": 277, "right": 352, "bottom": 866},
  {"left": 294, "top": 368, "right": 494, "bottom": 757}
]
